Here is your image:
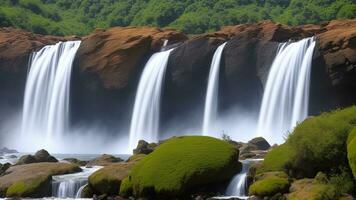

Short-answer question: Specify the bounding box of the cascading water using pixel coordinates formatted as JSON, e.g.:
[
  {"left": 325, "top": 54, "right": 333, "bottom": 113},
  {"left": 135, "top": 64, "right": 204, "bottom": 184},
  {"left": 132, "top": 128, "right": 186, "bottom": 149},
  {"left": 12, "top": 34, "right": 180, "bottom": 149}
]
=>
[
  {"left": 256, "top": 37, "right": 316, "bottom": 143},
  {"left": 21, "top": 41, "right": 81, "bottom": 140},
  {"left": 129, "top": 48, "right": 174, "bottom": 151},
  {"left": 225, "top": 160, "right": 251, "bottom": 198},
  {"left": 202, "top": 42, "right": 227, "bottom": 136},
  {"left": 52, "top": 166, "right": 101, "bottom": 198}
]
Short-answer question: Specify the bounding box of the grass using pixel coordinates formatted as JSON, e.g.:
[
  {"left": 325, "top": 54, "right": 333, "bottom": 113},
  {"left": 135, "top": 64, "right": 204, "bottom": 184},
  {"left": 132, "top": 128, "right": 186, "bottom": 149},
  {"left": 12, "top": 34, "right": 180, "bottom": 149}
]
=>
[
  {"left": 288, "top": 179, "right": 337, "bottom": 200},
  {"left": 120, "top": 136, "right": 240, "bottom": 197},
  {"left": 347, "top": 127, "right": 356, "bottom": 179}
]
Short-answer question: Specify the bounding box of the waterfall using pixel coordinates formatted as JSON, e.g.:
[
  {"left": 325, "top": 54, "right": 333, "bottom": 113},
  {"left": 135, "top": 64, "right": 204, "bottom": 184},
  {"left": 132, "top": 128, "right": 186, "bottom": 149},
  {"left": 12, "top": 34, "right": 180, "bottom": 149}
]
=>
[
  {"left": 202, "top": 42, "right": 227, "bottom": 136},
  {"left": 129, "top": 49, "right": 174, "bottom": 151},
  {"left": 21, "top": 41, "right": 81, "bottom": 139},
  {"left": 52, "top": 166, "right": 101, "bottom": 198},
  {"left": 256, "top": 37, "right": 316, "bottom": 143}
]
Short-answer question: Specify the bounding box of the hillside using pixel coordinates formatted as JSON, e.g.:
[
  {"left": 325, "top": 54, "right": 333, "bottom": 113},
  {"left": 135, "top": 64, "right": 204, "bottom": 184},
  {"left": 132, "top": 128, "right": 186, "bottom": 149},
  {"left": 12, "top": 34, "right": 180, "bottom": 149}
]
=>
[{"left": 0, "top": 0, "right": 355, "bottom": 36}]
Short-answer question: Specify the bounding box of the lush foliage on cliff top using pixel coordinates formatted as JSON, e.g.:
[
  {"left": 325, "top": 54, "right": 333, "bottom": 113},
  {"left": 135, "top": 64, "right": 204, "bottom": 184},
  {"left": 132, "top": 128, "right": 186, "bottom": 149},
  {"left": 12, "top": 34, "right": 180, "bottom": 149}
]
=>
[
  {"left": 0, "top": 0, "right": 355, "bottom": 36},
  {"left": 120, "top": 136, "right": 240, "bottom": 197}
]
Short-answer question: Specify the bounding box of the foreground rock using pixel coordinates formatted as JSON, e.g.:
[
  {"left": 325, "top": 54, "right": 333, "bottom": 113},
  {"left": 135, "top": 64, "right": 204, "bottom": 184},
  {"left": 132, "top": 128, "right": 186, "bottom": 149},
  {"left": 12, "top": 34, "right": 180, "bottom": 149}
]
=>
[
  {"left": 0, "top": 162, "right": 81, "bottom": 197},
  {"left": 87, "top": 161, "right": 137, "bottom": 196},
  {"left": 86, "top": 154, "right": 123, "bottom": 167},
  {"left": 120, "top": 136, "right": 241, "bottom": 198},
  {"left": 16, "top": 149, "right": 58, "bottom": 165},
  {"left": 248, "top": 106, "right": 356, "bottom": 199}
]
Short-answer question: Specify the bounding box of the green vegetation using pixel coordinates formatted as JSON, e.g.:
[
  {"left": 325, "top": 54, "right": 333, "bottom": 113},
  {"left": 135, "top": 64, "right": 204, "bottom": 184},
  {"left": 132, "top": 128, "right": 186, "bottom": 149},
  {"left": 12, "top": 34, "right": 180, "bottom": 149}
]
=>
[
  {"left": 259, "top": 106, "right": 356, "bottom": 178},
  {"left": 347, "top": 127, "right": 356, "bottom": 178},
  {"left": 120, "top": 136, "right": 240, "bottom": 198},
  {"left": 249, "top": 172, "right": 290, "bottom": 196},
  {"left": 88, "top": 162, "right": 135, "bottom": 195},
  {"left": 0, "top": 0, "right": 355, "bottom": 36},
  {"left": 0, "top": 163, "right": 81, "bottom": 197},
  {"left": 6, "top": 177, "right": 48, "bottom": 197},
  {"left": 288, "top": 179, "right": 338, "bottom": 200}
]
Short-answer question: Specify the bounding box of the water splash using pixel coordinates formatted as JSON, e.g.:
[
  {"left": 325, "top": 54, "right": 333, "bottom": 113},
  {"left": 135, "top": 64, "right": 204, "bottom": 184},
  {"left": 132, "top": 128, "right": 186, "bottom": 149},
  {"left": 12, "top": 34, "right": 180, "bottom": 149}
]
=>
[
  {"left": 129, "top": 49, "right": 174, "bottom": 151},
  {"left": 256, "top": 37, "right": 316, "bottom": 143},
  {"left": 225, "top": 160, "right": 250, "bottom": 197},
  {"left": 52, "top": 166, "right": 101, "bottom": 198},
  {"left": 203, "top": 42, "right": 227, "bottom": 136},
  {"left": 21, "top": 41, "right": 81, "bottom": 140}
]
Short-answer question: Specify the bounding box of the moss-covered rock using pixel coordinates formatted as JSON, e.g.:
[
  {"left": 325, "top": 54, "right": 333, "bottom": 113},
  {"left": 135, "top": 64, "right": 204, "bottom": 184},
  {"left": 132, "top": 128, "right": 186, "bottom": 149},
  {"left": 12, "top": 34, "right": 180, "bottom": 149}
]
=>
[
  {"left": 126, "top": 154, "right": 146, "bottom": 162},
  {"left": 258, "top": 106, "right": 356, "bottom": 178},
  {"left": 0, "top": 162, "right": 81, "bottom": 197},
  {"left": 86, "top": 154, "right": 123, "bottom": 167},
  {"left": 249, "top": 171, "right": 290, "bottom": 197},
  {"left": 88, "top": 162, "right": 136, "bottom": 196},
  {"left": 120, "top": 136, "right": 241, "bottom": 198},
  {"left": 347, "top": 127, "right": 356, "bottom": 179},
  {"left": 287, "top": 179, "right": 337, "bottom": 200}
]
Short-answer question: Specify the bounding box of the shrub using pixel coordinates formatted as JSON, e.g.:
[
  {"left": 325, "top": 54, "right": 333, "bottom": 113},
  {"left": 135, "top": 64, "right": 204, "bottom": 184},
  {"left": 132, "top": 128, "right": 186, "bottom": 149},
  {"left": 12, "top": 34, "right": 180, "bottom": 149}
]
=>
[{"left": 259, "top": 106, "right": 356, "bottom": 178}]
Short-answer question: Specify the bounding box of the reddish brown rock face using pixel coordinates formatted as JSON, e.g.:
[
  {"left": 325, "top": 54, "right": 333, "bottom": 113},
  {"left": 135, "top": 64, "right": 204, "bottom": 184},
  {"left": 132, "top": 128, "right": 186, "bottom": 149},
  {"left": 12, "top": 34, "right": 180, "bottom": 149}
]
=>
[
  {"left": 75, "top": 27, "right": 187, "bottom": 90},
  {"left": 0, "top": 21, "right": 355, "bottom": 135}
]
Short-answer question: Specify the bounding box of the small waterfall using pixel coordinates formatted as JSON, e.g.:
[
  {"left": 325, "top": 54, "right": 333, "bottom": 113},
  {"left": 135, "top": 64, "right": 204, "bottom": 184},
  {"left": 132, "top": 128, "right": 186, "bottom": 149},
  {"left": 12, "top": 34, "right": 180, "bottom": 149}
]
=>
[
  {"left": 52, "top": 166, "right": 101, "bottom": 198},
  {"left": 22, "top": 41, "right": 81, "bottom": 139},
  {"left": 203, "top": 42, "right": 227, "bottom": 136},
  {"left": 225, "top": 160, "right": 250, "bottom": 198},
  {"left": 129, "top": 49, "right": 174, "bottom": 151},
  {"left": 257, "top": 37, "right": 316, "bottom": 143}
]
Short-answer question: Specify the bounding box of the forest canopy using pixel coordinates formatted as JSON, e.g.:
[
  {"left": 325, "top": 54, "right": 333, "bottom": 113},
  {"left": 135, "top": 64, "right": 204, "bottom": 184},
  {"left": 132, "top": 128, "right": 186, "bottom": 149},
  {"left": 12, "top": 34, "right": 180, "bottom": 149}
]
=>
[{"left": 0, "top": 0, "right": 355, "bottom": 36}]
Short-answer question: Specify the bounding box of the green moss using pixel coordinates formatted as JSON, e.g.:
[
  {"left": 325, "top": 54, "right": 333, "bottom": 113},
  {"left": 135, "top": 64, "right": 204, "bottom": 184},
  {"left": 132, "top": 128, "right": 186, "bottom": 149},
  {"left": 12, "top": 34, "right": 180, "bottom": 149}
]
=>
[
  {"left": 259, "top": 106, "right": 356, "bottom": 178},
  {"left": 6, "top": 176, "right": 48, "bottom": 197},
  {"left": 119, "top": 177, "right": 133, "bottom": 196},
  {"left": 121, "top": 136, "right": 241, "bottom": 198},
  {"left": 88, "top": 162, "right": 134, "bottom": 195},
  {"left": 288, "top": 179, "right": 337, "bottom": 200},
  {"left": 127, "top": 154, "right": 146, "bottom": 162},
  {"left": 347, "top": 127, "right": 356, "bottom": 179},
  {"left": 257, "top": 144, "right": 294, "bottom": 174},
  {"left": 249, "top": 172, "right": 290, "bottom": 197}
]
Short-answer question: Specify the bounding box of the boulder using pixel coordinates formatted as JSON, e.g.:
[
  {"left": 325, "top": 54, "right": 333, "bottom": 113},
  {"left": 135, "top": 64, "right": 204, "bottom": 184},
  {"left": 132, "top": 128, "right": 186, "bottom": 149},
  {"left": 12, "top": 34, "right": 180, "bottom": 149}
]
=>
[
  {"left": 133, "top": 140, "right": 157, "bottom": 155},
  {"left": 88, "top": 161, "right": 137, "bottom": 196},
  {"left": 63, "top": 158, "right": 88, "bottom": 166},
  {"left": 0, "top": 163, "right": 11, "bottom": 176},
  {"left": 86, "top": 154, "right": 123, "bottom": 167},
  {"left": 249, "top": 171, "right": 290, "bottom": 197},
  {"left": 120, "top": 136, "right": 241, "bottom": 198},
  {"left": 0, "top": 162, "right": 81, "bottom": 197},
  {"left": 248, "top": 137, "right": 271, "bottom": 151},
  {"left": 16, "top": 149, "right": 58, "bottom": 165}
]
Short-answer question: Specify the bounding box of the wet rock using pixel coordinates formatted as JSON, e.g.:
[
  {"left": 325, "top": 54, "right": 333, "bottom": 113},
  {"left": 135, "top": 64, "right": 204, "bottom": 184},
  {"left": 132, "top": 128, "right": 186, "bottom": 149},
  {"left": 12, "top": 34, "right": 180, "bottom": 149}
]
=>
[
  {"left": 132, "top": 140, "right": 157, "bottom": 155},
  {"left": 16, "top": 149, "right": 58, "bottom": 165},
  {"left": 86, "top": 154, "right": 123, "bottom": 167},
  {"left": 0, "top": 163, "right": 11, "bottom": 176},
  {"left": 248, "top": 137, "right": 271, "bottom": 151},
  {"left": 0, "top": 162, "right": 81, "bottom": 197},
  {"left": 63, "top": 158, "right": 88, "bottom": 166}
]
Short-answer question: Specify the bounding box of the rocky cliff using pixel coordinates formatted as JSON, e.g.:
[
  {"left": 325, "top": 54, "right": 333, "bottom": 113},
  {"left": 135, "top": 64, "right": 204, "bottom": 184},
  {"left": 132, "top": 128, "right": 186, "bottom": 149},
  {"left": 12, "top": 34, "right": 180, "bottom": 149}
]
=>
[{"left": 0, "top": 20, "right": 355, "bottom": 135}]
